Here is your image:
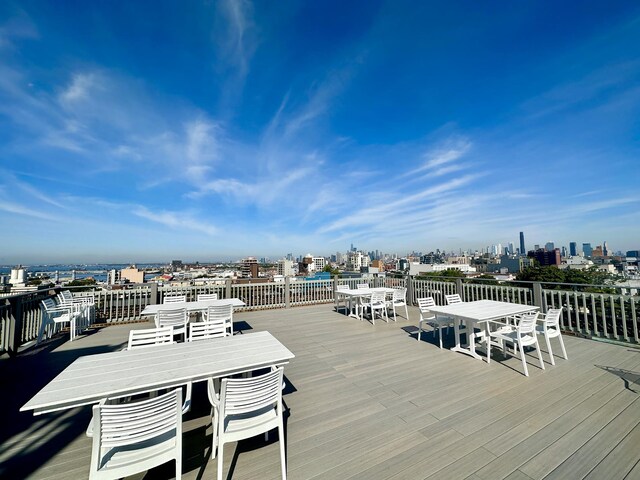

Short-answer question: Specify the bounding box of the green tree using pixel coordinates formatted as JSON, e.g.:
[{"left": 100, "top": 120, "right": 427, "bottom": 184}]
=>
[{"left": 323, "top": 264, "right": 341, "bottom": 276}]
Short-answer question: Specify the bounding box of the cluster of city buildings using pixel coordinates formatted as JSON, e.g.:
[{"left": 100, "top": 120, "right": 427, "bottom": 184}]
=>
[{"left": 2, "top": 232, "right": 639, "bottom": 296}]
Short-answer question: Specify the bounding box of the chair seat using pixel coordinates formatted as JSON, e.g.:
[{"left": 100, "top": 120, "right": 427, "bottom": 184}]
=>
[
  {"left": 223, "top": 406, "right": 279, "bottom": 442},
  {"left": 535, "top": 325, "right": 561, "bottom": 338},
  {"left": 491, "top": 330, "right": 537, "bottom": 346},
  {"left": 97, "top": 430, "right": 179, "bottom": 474}
]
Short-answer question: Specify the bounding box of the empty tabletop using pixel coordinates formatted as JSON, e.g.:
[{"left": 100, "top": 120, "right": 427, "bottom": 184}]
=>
[{"left": 21, "top": 331, "right": 294, "bottom": 415}]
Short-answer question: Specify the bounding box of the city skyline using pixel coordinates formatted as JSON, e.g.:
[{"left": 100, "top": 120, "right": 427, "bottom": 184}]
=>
[{"left": 1, "top": 1, "right": 640, "bottom": 263}]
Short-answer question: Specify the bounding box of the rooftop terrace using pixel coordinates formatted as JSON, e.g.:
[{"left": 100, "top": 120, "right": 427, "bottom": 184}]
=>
[{"left": 2, "top": 303, "right": 640, "bottom": 479}]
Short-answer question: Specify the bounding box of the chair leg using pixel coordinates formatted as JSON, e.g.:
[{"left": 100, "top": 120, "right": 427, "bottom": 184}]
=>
[
  {"left": 278, "top": 422, "right": 287, "bottom": 480},
  {"left": 217, "top": 442, "right": 224, "bottom": 480},
  {"left": 404, "top": 304, "right": 409, "bottom": 321},
  {"left": 211, "top": 409, "right": 218, "bottom": 458},
  {"left": 558, "top": 335, "right": 568, "bottom": 360},
  {"left": 417, "top": 322, "right": 422, "bottom": 341},
  {"left": 518, "top": 343, "right": 529, "bottom": 377},
  {"left": 544, "top": 334, "right": 555, "bottom": 366},
  {"left": 535, "top": 339, "right": 545, "bottom": 371}
]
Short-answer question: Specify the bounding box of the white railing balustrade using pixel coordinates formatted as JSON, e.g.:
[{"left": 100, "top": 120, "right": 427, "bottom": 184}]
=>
[{"left": 2, "top": 276, "right": 639, "bottom": 355}]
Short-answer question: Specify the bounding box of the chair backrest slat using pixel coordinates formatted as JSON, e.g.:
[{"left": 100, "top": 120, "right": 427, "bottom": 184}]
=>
[
  {"left": 417, "top": 297, "right": 436, "bottom": 312},
  {"left": 189, "top": 319, "right": 230, "bottom": 341},
  {"left": 163, "top": 295, "right": 186, "bottom": 304},
  {"left": 197, "top": 293, "right": 218, "bottom": 301},
  {"left": 356, "top": 283, "right": 369, "bottom": 289},
  {"left": 544, "top": 309, "right": 562, "bottom": 329},
  {"left": 128, "top": 327, "right": 174, "bottom": 349},
  {"left": 156, "top": 307, "right": 187, "bottom": 329},
  {"left": 445, "top": 294, "right": 462, "bottom": 305},
  {"left": 517, "top": 312, "right": 538, "bottom": 334},
  {"left": 220, "top": 368, "right": 283, "bottom": 416},
  {"left": 96, "top": 389, "right": 181, "bottom": 448}
]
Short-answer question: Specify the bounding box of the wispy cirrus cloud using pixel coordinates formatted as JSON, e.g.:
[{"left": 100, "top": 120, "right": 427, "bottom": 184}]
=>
[
  {"left": 132, "top": 206, "right": 218, "bottom": 236},
  {"left": 403, "top": 136, "right": 472, "bottom": 177}
]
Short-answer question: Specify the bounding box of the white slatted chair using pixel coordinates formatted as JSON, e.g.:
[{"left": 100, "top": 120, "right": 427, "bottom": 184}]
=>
[
  {"left": 155, "top": 307, "right": 188, "bottom": 341},
  {"left": 128, "top": 326, "right": 174, "bottom": 350},
  {"left": 86, "top": 326, "right": 188, "bottom": 439},
  {"left": 197, "top": 293, "right": 218, "bottom": 301},
  {"left": 445, "top": 294, "right": 463, "bottom": 305},
  {"left": 38, "top": 298, "right": 80, "bottom": 344},
  {"left": 207, "top": 367, "right": 286, "bottom": 480},
  {"left": 202, "top": 304, "right": 234, "bottom": 335},
  {"left": 59, "top": 289, "right": 95, "bottom": 327},
  {"left": 335, "top": 284, "right": 350, "bottom": 313},
  {"left": 417, "top": 297, "right": 452, "bottom": 349},
  {"left": 189, "top": 319, "right": 230, "bottom": 341},
  {"left": 387, "top": 287, "right": 409, "bottom": 321},
  {"left": 57, "top": 290, "right": 90, "bottom": 334},
  {"left": 488, "top": 312, "right": 545, "bottom": 377},
  {"left": 163, "top": 295, "right": 186, "bottom": 304},
  {"left": 360, "top": 291, "right": 388, "bottom": 324},
  {"left": 536, "top": 308, "right": 568, "bottom": 365},
  {"left": 88, "top": 389, "right": 183, "bottom": 480},
  {"left": 356, "top": 283, "right": 369, "bottom": 290}
]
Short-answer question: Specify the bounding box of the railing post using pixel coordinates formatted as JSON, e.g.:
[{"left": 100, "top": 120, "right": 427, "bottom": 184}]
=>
[
  {"left": 405, "top": 274, "right": 414, "bottom": 305},
  {"left": 149, "top": 282, "right": 158, "bottom": 305},
  {"left": 532, "top": 282, "right": 543, "bottom": 310},
  {"left": 226, "top": 278, "right": 232, "bottom": 300},
  {"left": 285, "top": 276, "right": 291, "bottom": 309},
  {"left": 456, "top": 278, "right": 464, "bottom": 300},
  {"left": 7, "top": 295, "right": 24, "bottom": 357}
]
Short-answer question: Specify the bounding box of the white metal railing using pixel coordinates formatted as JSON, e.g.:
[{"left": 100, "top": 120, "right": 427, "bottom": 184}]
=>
[
  {"left": 544, "top": 288, "right": 640, "bottom": 344},
  {"left": 3, "top": 276, "right": 639, "bottom": 355}
]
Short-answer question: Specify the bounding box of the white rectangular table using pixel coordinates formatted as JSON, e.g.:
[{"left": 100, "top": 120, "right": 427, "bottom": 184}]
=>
[
  {"left": 337, "top": 287, "right": 396, "bottom": 319},
  {"left": 427, "top": 300, "right": 539, "bottom": 360},
  {"left": 140, "top": 298, "right": 246, "bottom": 317},
  {"left": 21, "top": 331, "right": 294, "bottom": 415}
]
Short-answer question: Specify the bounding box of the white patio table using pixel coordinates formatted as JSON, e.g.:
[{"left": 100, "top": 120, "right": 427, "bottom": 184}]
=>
[
  {"left": 337, "top": 287, "right": 396, "bottom": 319},
  {"left": 140, "top": 298, "right": 246, "bottom": 317},
  {"left": 21, "top": 331, "right": 294, "bottom": 415},
  {"left": 427, "top": 300, "right": 539, "bottom": 361}
]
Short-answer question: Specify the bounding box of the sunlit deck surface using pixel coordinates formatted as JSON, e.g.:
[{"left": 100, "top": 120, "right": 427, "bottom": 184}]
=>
[{"left": 2, "top": 304, "right": 640, "bottom": 479}]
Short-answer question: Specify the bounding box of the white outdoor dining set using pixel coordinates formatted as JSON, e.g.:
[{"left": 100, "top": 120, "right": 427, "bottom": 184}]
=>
[
  {"left": 335, "top": 284, "right": 409, "bottom": 324},
  {"left": 26, "top": 292, "right": 295, "bottom": 480},
  {"left": 416, "top": 294, "right": 568, "bottom": 377},
  {"left": 336, "top": 286, "right": 568, "bottom": 378}
]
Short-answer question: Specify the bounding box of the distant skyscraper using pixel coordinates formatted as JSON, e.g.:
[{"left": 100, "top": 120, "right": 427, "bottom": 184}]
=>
[
  {"left": 561, "top": 246, "right": 567, "bottom": 257},
  {"left": 545, "top": 241, "right": 555, "bottom": 252},
  {"left": 603, "top": 241, "right": 609, "bottom": 257},
  {"left": 519, "top": 232, "right": 525, "bottom": 257},
  {"left": 569, "top": 242, "right": 577, "bottom": 256},
  {"left": 583, "top": 243, "right": 593, "bottom": 257}
]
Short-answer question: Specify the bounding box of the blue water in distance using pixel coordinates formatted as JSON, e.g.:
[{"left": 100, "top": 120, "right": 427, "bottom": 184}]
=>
[{"left": 0, "top": 264, "right": 166, "bottom": 282}]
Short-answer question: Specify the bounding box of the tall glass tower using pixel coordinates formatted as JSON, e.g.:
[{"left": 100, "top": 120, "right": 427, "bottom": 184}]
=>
[
  {"left": 519, "top": 232, "right": 525, "bottom": 256},
  {"left": 569, "top": 242, "right": 577, "bottom": 256}
]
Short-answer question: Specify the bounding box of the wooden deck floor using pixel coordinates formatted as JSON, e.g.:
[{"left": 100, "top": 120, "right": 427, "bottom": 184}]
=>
[{"left": 2, "top": 304, "right": 640, "bottom": 479}]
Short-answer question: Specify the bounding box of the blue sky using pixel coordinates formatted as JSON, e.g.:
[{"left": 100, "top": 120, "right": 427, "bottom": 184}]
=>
[{"left": 1, "top": 1, "right": 639, "bottom": 263}]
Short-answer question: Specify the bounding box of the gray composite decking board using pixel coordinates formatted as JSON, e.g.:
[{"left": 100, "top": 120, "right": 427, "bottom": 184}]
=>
[
  {"left": 4, "top": 303, "right": 640, "bottom": 479},
  {"left": 433, "top": 344, "right": 637, "bottom": 438},
  {"left": 473, "top": 366, "right": 640, "bottom": 479},
  {"left": 523, "top": 395, "right": 640, "bottom": 479},
  {"left": 582, "top": 418, "right": 640, "bottom": 480},
  {"left": 480, "top": 350, "right": 640, "bottom": 461}
]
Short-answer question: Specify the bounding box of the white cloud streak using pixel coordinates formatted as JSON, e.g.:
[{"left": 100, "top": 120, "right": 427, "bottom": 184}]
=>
[{"left": 132, "top": 206, "right": 218, "bottom": 236}]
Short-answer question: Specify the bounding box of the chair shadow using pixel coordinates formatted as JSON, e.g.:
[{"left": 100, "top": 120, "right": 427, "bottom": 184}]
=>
[{"left": 596, "top": 365, "right": 640, "bottom": 393}]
